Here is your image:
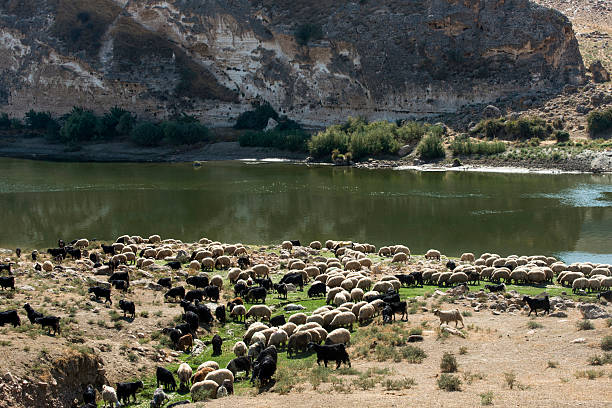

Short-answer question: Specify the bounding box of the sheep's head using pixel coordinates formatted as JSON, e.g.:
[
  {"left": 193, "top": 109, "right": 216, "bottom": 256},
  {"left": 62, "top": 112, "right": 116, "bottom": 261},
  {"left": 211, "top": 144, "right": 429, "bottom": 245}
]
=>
[{"left": 433, "top": 309, "right": 440, "bottom": 316}]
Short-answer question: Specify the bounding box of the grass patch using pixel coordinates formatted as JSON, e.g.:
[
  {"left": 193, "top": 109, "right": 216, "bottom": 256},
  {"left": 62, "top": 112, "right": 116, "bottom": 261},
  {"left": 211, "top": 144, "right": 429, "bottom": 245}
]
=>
[
  {"left": 480, "top": 391, "right": 494, "bottom": 406},
  {"left": 576, "top": 319, "right": 595, "bottom": 331},
  {"left": 382, "top": 377, "right": 416, "bottom": 390},
  {"left": 575, "top": 369, "right": 605, "bottom": 380},
  {"left": 602, "top": 335, "right": 612, "bottom": 351},
  {"left": 470, "top": 116, "right": 552, "bottom": 141},
  {"left": 589, "top": 353, "right": 612, "bottom": 366},
  {"left": 450, "top": 136, "right": 506, "bottom": 156},
  {"left": 527, "top": 320, "right": 543, "bottom": 329},
  {"left": 440, "top": 352, "right": 458, "bottom": 373}
]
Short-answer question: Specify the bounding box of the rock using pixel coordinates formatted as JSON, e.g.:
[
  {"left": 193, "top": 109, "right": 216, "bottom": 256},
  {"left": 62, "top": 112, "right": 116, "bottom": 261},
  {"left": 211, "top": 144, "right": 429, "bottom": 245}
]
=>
[
  {"left": 18, "top": 285, "right": 35, "bottom": 291},
  {"left": 398, "top": 145, "right": 412, "bottom": 157},
  {"left": 264, "top": 118, "right": 278, "bottom": 131},
  {"left": 588, "top": 60, "right": 610, "bottom": 83},
  {"left": 3, "top": 372, "right": 15, "bottom": 382},
  {"left": 571, "top": 338, "right": 586, "bottom": 344},
  {"left": 407, "top": 335, "right": 424, "bottom": 342},
  {"left": 94, "top": 266, "right": 110, "bottom": 276},
  {"left": 483, "top": 105, "right": 501, "bottom": 118},
  {"left": 579, "top": 304, "right": 610, "bottom": 319},
  {"left": 192, "top": 339, "right": 206, "bottom": 357},
  {"left": 440, "top": 324, "right": 466, "bottom": 338},
  {"left": 492, "top": 310, "right": 501, "bottom": 315},
  {"left": 549, "top": 311, "right": 567, "bottom": 318},
  {"left": 86, "top": 278, "right": 111, "bottom": 289},
  {"left": 433, "top": 290, "right": 447, "bottom": 297},
  {"left": 576, "top": 104, "right": 591, "bottom": 114},
  {"left": 145, "top": 282, "right": 163, "bottom": 291}
]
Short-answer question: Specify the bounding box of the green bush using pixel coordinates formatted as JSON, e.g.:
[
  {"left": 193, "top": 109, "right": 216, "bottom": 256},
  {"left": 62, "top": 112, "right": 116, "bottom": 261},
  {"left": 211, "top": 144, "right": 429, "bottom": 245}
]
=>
[
  {"left": 450, "top": 136, "right": 506, "bottom": 156},
  {"left": 295, "top": 23, "right": 323, "bottom": 46},
  {"left": 59, "top": 108, "right": 100, "bottom": 143},
  {"left": 437, "top": 374, "right": 461, "bottom": 391},
  {"left": 162, "top": 121, "right": 209, "bottom": 145},
  {"left": 587, "top": 107, "right": 612, "bottom": 136},
  {"left": 471, "top": 117, "right": 553, "bottom": 141},
  {"left": 416, "top": 133, "right": 445, "bottom": 160},
  {"left": 239, "top": 129, "right": 309, "bottom": 152},
  {"left": 308, "top": 125, "right": 351, "bottom": 158},
  {"left": 555, "top": 130, "right": 570, "bottom": 143},
  {"left": 98, "top": 107, "right": 135, "bottom": 139},
  {"left": 234, "top": 102, "right": 279, "bottom": 130},
  {"left": 0, "top": 113, "right": 11, "bottom": 129},
  {"left": 130, "top": 122, "right": 164, "bottom": 147},
  {"left": 25, "top": 110, "right": 56, "bottom": 130},
  {"left": 440, "top": 352, "right": 458, "bottom": 373}
]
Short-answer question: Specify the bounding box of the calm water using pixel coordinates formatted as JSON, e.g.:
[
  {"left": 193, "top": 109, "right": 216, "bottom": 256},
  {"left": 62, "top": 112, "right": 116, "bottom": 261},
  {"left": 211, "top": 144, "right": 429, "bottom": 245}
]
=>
[{"left": 0, "top": 158, "right": 611, "bottom": 264}]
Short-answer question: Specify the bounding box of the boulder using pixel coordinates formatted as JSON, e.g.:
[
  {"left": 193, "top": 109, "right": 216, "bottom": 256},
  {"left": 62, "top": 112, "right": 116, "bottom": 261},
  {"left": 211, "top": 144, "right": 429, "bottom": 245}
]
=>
[
  {"left": 589, "top": 61, "right": 610, "bottom": 83},
  {"left": 579, "top": 304, "right": 610, "bottom": 319},
  {"left": 264, "top": 118, "right": 278, "bottom": 131},
  {"left": 483, "top": 105, "right": 501, "bottom": 118}
]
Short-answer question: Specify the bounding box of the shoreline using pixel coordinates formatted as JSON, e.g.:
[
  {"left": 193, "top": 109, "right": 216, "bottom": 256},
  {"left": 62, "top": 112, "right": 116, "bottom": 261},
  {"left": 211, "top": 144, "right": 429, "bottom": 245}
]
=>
[{"left": 1, "top": 136, "right": 611, "bottom": 174}]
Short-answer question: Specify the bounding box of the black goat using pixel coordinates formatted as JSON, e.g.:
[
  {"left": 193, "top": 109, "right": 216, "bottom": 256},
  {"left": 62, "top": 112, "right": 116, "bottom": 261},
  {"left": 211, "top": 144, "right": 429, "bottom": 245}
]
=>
[
  {"left": 31, "top": 251, "right": 37, "bottom": 261},
  {"left": 203, "top": 285, "right": 219, "bottom": 302},
  {"left": 485, "top": 283, "right": 506, "bottom": 292},
  {"left": 83, "top": 384, "right": 96, "bottom": 405},
  {"left": 212, "top": 334, "right": 223, "bottom": 356},
  {"left": 215, "top": 305, "right": 226, "bottom": 324},
  {"left": 227, "top": 356, "right": 251, "bottom": 378},
  {"left": 308, "top": 342, "right": 351, "bottom": 369},
  {"left": 273, "top": 283, "right": 288, "bottom": 299},
  {"left": 23, "top": 303, "right": 43, "bottom": 324},
  {"left": 245, "top": 287, "right": 267, "bottom": 303},
  {"left": 35, "top": 316, "right": 61, "bottom": 335},
  {"left": 47, "top": 247, "right": 66, "bottom": 261},
  {"left": 111, "top": 279, "right": 129, "bottom": 292},
  {"left": 234, "top": 283, "right": 248, "bottom": 298},
  {"left": 251, "top": 345, "right": 278, "bottom": 386},
  {"left": 101, "top": 244, "right": 115, "bottom": 255},
  {"left": 269, "top": 314, "right": 286, "bottom": 327},
  {"left": 185, "top": 289, "right": 205, "bottom": 302},
  {"left": 186, "top": 276, "right": 209, "bottom": 289},
  {"left": 88, "top": 286, "right": 112, "bottom": 304},
  {"left": 0, "top": 310, "right": 20, "bottom": 327},
  {"left": 522, "top": 296, "right": 550, "bottom": 316},
  {"left": 183, "top": 311, "right": 199, "bottom": 333},
  {"left": 162, "top": 328, "right": 183, "bottom": 345},
  {"left": 254, "top": 278, "right": 273, "bottom": 291},
  {"left": 289, "top": 240, "right": 301, "bottom": 246},
  {"left": 89, "top": 252, "right": 99, "bottom": 264},
  {"left": 0, "top": 263, "right": 13, "bottom": 275},
  {"left": 116, "top": 381, "right": 143, "bottom": 405},
  {"left": 156, "top": 367, "right": 176, "bottom": 391},
  {"left": 0, "top": 276, "right": 15, "bottom": 290},
  {"left": 597, "top": 290, "right": 612, "bottom": 302},
  {"left": 166, "top": 261, "right": 181, "bottom": 270},
  {"left": 15, "top": 248, "right": 21, "bottom": 258},
  {"left": 308, "top": 282, "right": 326, "bottom": 298},
  {"left": 164, "top": 286, "right": 185, "bottom": 301},
  {"left": 237, "top": 256, "right": 251, "bottom": 270},
  {"left": 109, "top": 271, "right": 129, "bottom": 283},
  {"left": 279, "top": 272, "right": 303, "bottom": 291},
  {"left": 409, "top": 271, "right": 424, "bottom": 286},
  {"left": 157, "top": 277, "right": 172, "bottom": 288},
  {"left": 66, "top": 247, "right": 81, "bottom": 260},
  {"left": 119, "top": 300, "right": 135, "bottom": 319},
  {"left": 386, "top": 301, "right": 407, "bottom": 321},
  {"left": 394, "top": 274, "right": 415, "bottom": 287}
]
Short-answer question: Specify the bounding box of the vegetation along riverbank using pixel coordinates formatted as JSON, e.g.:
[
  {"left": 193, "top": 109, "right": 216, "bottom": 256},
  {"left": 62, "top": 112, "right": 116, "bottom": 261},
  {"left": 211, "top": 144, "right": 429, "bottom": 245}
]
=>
[{"left": 0, "top": 236, "right": 611, "bottom": 407}]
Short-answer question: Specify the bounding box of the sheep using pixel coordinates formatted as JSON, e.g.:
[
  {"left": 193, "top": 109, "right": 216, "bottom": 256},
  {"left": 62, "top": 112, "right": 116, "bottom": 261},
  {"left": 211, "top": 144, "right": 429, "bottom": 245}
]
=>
[
  {"left": 326, "top": 275, "right": 344, "bottom": 288},
  {"left": 201, "top": 257, "right": 215, "bottom": 271},
  {"left": 356, "top": 277, "right": 372, "bottom": 291},
  {"left": 308, "top": 282, "right": 327, "bottom": 298},
  {"left": 252, "top": 264, "right": 270, "bottom": 278},
  {"left": 460, "top": 252, "right": 475, "bottom": 263},
  {"left": 572, "top": 277, "right": 589, "bottom": 293},
  {"left": 116, "top": 381, "right": 143, "bottom": 405},
  {"left": 226, "top": 356, "right": 252, "bottom": 379},
  {"left": 588, "top": 278, "right": 601, "bottom": 292},
  {"left": 102, "top": 384, "right": 119, "bottom": 407},
  {"left": 232, "top": 340, "right": 247, "bottom": 357},
  {"left": 522, "top": 296, "right": 550, "bottom": 316},
  {"left": 191, "top": 367, "right": 215, "bottom": 385},
  {"left": 288, "top": 312, "right": 307, "bottom": 325},
  {"left": 378, "top": 246, "right": 391, "bottom": 257},
  {"left": 391, "top": 252, "right": 408, "bottom": 263},
  {"left": 230, "top": 304, "right": 246, "bottom": 322},
  {"left": 177, "top": 334, "right": 193, "bottom": 353},
  {"left": 558, "top": 271, "right": 584, "bottom": 286},
  {"left": 268, "top": 329, "right": 288, "bottom": 348},
  {"left": 309, "top": 241, "right": 322, "bottom": 250},
  {"left": 212, "top": 334, "right": 223, "bottom": 355},
  {"left": 425, "top": 249, "right": 441, "bottom": 260},
  {"left": 246, "top": 305, "right": 272, "bottom": 321},
  {"left": 119, "top": 299, "right": 135, "bottom": 319},
  {"left": 243, "top": 322, "right": 268, "bottom": 343},
  {"left": 205, "top": 369, "right": 234, "bottom": 387},
  {"left": 448, "top": 272, "right": 468, "bottom": 285},
  {"left": 287, "top": 331, "right": 311, "bottom": 356},
  {"left": 280, "top": 322, "right": 297, "bottom": 337},
  {"left": 372, "top": 281, "right": 394, "bottom": 293},
  {"left": 191, "top": 380, "right": 219, "bottom": 401},
  {"left": 198, "top": 361, "right": 220, "bottom": 371},
  {"left": 325, "top": 328, "right": 351, "bottom": 345},
  {"left": 491, "top": 268, "right": 510, "bottom": 283},
  {"left": 150, "top": 388, "right": 169, "bottom": 408},
  {"left": 176, "top": 363, "right": 193, "bottom": 391},
  {"left": 330, "top": 311, "right": 357, "bottom": 330},
  {"left": 433, "top": 309, "right": 464, "bottom": 328},
  {"left": 35, "top": 316, "right": 61, "bottom": 335},
  {"left": 358, "top": 303, "right": 375, "bottom": 324},
  {"left": 227, "top": 268, "right": 242, "bottom": 283},
  {"left": 333, "top": 292, "right": 349, "bottom": 307},
  {"left": 528, "top": 270, "right": 547, "bottom": 284},
  {"left": 509, "top": 269, "right": 528, "bottom": 284},
  {"left": 250, "top": 331, "right": 267, "bottom": 346}
]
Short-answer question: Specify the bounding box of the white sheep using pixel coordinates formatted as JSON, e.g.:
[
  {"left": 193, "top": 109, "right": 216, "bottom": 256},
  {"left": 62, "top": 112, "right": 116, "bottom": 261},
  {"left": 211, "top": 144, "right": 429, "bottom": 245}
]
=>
[
  {"left": 460, "top": 252, "right": 475, "bottom": 263},
  {"left": 205, "top": 369, "right": 234, "bottom": 387},
  {"left": 448, "top": 272, "right": 468, "bottom": 285},
  {"left": 280, "top": 322, "right": 297, "bottom": 337},
  {"left": 372, "top": 281, "right": 393, "bottom": 293},
  {"left": 177, "top": 362, "right": 193, "bottom": 390},
  {"left": 42, "top": 261, "right": 53, "bottom": 272},
  {"left": 344, "top": 260, "right": 361, "bottom": 271},
  {"left": 588, "top": 278, "right": 601, "bottom": 292},
  {"left": 425, "top": 249, "right": 441, "bottom": 260},
  {"left": 356, "top": 277, "right": 372, "bottom": 291},
  {"left": 198, "top": 361, "right": 219, "bottom": 371},
  {"left": 250, "top": 331, "right": 267, "bottom": 345},
  {"left": 309, "top": 241, "right": 322, "bottom": 250},
  {"left": 330, "top": 311, "right": 356, "bottom": 330},
  {"left": 210, "top": 274, "right": 223, "bottom": 288},
  {"left": 243, "top": 322, "right": 269, "bottom": 343},
  {"left": 252, "top": 264, "right": 270, "bottom": 278},
  {"left": 288, "top": 313, "right": 307, "bottom": 325},
  {"left": 267, "top": 329, "right": 288, "bottom": 348},
  {"left": 232, "top": 341, "right": 247, "bottom": 357},
  {"left": 350, "top": 287, "right": 364, "bottom": 302},
  {"left": 358, "top": 303, "right": 375, "bottom": 324},
  {"left": 75, "top": 238, "right": 89, "bottom": 248},
  {"left": 572, "top": 277, "right": 589, "bottom": 293},
  {"left": 378, "top": 246, "right": 391, "bottom": 257},
  {"left": 326, "top": 328, "right": 351, "bottom": 345},
  {"left": 391, "top": 252, "right": 408, "bottom": 263},
  {"left": 281, "top": 241, "right": 293, "bottom": 251},
  {"left": 102, "top": 384, "right": 118, "bottom": 408},
  {"left": 433, "top": 309, "right": 464, "bottom": 328},
  {"left": 306, "top": 314, "right": 325, "bottom": 326},
  {"left": 189, "top": 260, "right": 201, "bottom": 270},
  {"left": 191, "top": 380, "right": 218, "bottom": 400},
  {"left": 527, "top": 270, "right": 546, "bottom": 284},
  {"left": 148, "top": 234, "right": 161, "bottom": 244},
  {"left": 246, "top": 305, "right": 271, "bottom": 322},
  {"left": 230, "top": 305, "right": 246, "bottom": 322}
]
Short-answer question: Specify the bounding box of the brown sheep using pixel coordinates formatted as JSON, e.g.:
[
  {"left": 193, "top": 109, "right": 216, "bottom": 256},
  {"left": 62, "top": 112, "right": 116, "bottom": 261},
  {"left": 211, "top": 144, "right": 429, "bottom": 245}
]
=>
[
  {"left": 177, "top": 333, "right": 193, "bottom": 353},
  {"left": 191, "top": 367, "right": 215, "bottom": 384}
]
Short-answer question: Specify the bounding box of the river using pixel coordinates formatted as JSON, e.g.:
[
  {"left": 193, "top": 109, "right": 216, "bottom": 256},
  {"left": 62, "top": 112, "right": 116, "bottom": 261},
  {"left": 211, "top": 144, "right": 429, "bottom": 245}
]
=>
[{"left": 0, "top": 158, "right": 610, "bottom": 264}]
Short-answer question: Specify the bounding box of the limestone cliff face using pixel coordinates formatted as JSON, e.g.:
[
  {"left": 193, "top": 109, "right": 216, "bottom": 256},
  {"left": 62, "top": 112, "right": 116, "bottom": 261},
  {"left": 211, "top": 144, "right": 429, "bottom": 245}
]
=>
[{"left": 0, "top": 0, "right": 585, "bottom": 126}]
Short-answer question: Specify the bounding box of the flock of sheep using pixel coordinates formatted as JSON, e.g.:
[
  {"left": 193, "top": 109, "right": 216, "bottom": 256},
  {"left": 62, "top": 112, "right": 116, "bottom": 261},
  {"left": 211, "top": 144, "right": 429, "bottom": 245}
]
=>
[{"left": 1, "top": 234, "right": 611, "bottom": 407}]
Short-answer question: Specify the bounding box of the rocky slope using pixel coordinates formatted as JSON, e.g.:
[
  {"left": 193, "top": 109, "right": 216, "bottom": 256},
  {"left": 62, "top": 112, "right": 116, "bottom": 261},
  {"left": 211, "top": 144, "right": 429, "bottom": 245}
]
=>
[{"left": 0, "top": 0, "right": 585, "bottom": 127}]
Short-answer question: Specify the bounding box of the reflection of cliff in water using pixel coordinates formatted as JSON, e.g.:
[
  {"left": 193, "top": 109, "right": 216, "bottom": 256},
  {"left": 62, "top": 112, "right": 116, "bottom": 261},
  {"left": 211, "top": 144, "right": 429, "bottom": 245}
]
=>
[{"left": 0, "top": 160, "right": 609, "bottom": 260}]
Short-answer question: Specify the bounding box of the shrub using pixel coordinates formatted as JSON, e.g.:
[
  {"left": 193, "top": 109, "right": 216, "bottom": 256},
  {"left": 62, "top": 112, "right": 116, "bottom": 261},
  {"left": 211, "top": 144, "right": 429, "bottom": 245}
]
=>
[
  {"left": 587, "top": 107, "right": 612, "bottom": 136},
  {"left": 416, "top": 133, "right": 445, "bottom": 160},
  {"left": 470, "top": 116, "right": 553, "bottom": 140},
  {"left": 588, "top": 353, "right": 612, "bottom": 366},
  {"left": 59, "top": 108, "right": 100, "bottom": 143},
  {"left": 480, "top": 391, "right": 494, "bottom": 405},
  {"left": 25, "top": 110, "right": 56, "bottom": 130},
  {"left": 162, "top": 121, "right": 209, "bottom": 145},
  {"left": 402, "top": 345, "right": 427, "bottom": 363},
  {"left": 602, "top": 335, "right": 612, "bottom": 351},
  {"left": 130, "top": 122, "right": 164, "bottom": 147},
  {"left": 503, "top": 371, "right": 516, "bottom": 389},
  {"left": 437, "top": 374, "right": 461, "bottom": 391},
  {"left": 382, "top": 377, "right": 416, "bottom": 390},
  {"left": 239, "top": 129, "right": 309, "bottom": 151},
  {"left": 555, "top": 130, "right": 570, "bottom": 143},
  {"left": 527, "top": 320, "right": 543, "bottom": 329},
  {"left": 547, "top": 360, "right": 559, "bottom": 368},
  {"left": 234, "top": 102, "right": 279, "bottom": 130},
  {"left": 576, "top": 319, "right": 595, "bottom": 331},
  {"left": 295, "top": 23, "right": 323, "bottom": 46},
  {"left": 450, "top": 136, "right": 506, "bottom": 156},
  {"left": 440, "top": 352, "right": 458, "bottom": 373},
  {"left": 98, "top": 107, "right": 135, "bottom": 139}
]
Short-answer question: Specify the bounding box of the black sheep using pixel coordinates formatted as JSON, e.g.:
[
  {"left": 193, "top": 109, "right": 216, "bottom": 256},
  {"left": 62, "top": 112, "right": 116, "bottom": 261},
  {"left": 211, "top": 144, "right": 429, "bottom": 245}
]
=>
[
  {"left": 111, "top": 280, "right": 129, "bottom": 292},
  {"left": 157, "top": 277, "right": 172, "bottom": 289},
  {"left": 386, "top": 301, "right": 407, "bottom": 321},
  {"left": 183, "top": 311, "right": 199, "bottom": 333},
  {"left": 308, "top": 343, "right": 351, "bottom": 369},
  {"left": 66, "top": 247, "right": 81, "bottom": 260},
  {"left": 116, "top": 380, "right": 143, "bottom": 405},
  {"left": 394, "top": 274, "right": 415, "bottom": 287},
  {"left": 522, "top": 296, "right": 550, "bottom": 317},
  {"left": 0, "top": 310, "right": 20, "bottom": 327},
  {"left": 164, "top": 286, "right": 185, "bottom": 301},
  {"left": 83, "top": 384, "right": 96, "bottom": 405},
  {"left": 254, "top": 278, "right": 273, "bottom": 291},
  {"left": 0, "top": 263, "right": 13, "bottom": 274},
  {"left": 15, "top": 248, "right": 21, "bottom": 258},
  {"left": 251, "top": 347, "right": 277, "bottom": 387},
  {"left": 245, "top": 287, "right": 267, "bottom": 304},
  {"left": 308, "top": 282, "right": 326, "bottom": 298},
  {"left": 89, "top": 252, "right": 99, "bottom": 264},
  {"left": 212, "top": 334, "right": 223, "bottom": 356},
  {"left": 215, "top": 305, "right": 226, "bottom": 324},
  {"left": 119, "top": 299, "right": 135, "bottom": 319},
  {"left": 31, "top": 251, "right": 37, "bottom": 261},
  {"left": 47, "top": 247, "right": 66, "bottom": 261},
  {"left": 162, "top": 328, "right": 183, "bottom": 345},
  {"left": 185, "top": 289, "right": 205, "bottom": 302},
  {"left": 269, "top": 314, "right": 285, "bottom": 327},
  {"left": 597, "top": 290, "right": 612, "bottom": 302},
  {"left": 203, "top": 285, "right": 219, "bottom": 302},
  {"left": 35, "top": 316, "right": 61, "bottom": 335},
  {"left": 23, "top": 303, "right": 43, "bottom": 324},
  {"left": 485, "top": 283, "right": 506, "bottom": 292},
  {"left": 446, "top": 260, "right": 457, "bottom": 271},
  {"left": 289, "top": 240, "right": 301, "bottom": 247},
  {"left": 186, "top": 276, "right": 209, "bottom": 289},
  {"left": 88, "top": 286, "right": 112, "bottom": 304},
  {"left": 279, "top": 272, "right": 303, "bottom": 291},
  {"left": 194, "top": 301, "right": 214, "bottom": 325},
  {"left": 101, "top": 244, "right": 115, "bottom": 255},
  {"left": 234, "top": 283, "right": 248, "bottom": 297},
  {"left": 108, "top": 271, "right": 129, "bottom": 283},
  {"left": 273, "top": 283, "right": 288, "bottom": 299},
  {"left": 409, "top": 271, "right": 424, "bottom": 286},
  {"left": 0, "top": 276, "right": 15, "bottom": 290},
  {"left": 226, "top": 356, "right": 252, "bottom": 378},
  {"left": 156, "top": 367, "right": 176, "bottom": 391},
  {"left": 237, "top": 256, "right": 251, "bottom": 270},
  {"left": 166, "top": 261, "right": 181, "bottom": 270}
]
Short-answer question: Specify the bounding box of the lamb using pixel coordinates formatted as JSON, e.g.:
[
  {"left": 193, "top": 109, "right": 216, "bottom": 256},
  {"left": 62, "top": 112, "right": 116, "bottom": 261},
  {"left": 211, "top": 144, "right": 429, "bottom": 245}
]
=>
[
  {"left": 433, "top": 309, "right": 464, "bottom": 328},
  {"left": 191, "top": 380, "right": 219, "bottom": 400},
  {"left": 522, "top": 296, "right": 550, "bottom": 316},
  {"left": 308, "top": 342, "right": 351, "bottom": 369},
  {"left": 119, "top": 299, "right": 135, "bottom": 319},
  {"left": 156, "top": 366, "right": 177, "bottom": 391},
  {"left": 177, "top": 333, "right": 193, "bottom": 353},
  {"left": 212, "top": 334, "right": 223, "bottom": 355},
  {"left": 325, "top": 328, "right": 351, "bottom": 345},
  {"left": 227, "top": 356, "right": 252, "bottom": 378},
  {"left": 88, "top": 286, "right": 112, "bottom": 304},
  {"left": 232, "top": 341, "right": 247, "bottom": 357},
  {"left": 230, "top": 304, "right": 246, "bottom": 322},
  {"left": 246, "top": 305, "right": 272, "bottom": 321},
  {"left": 116, "top": 381, "right": 143, "bottom": 405},
  {"left": 35, "top": 316, "right": 61, "bottom": 335},
  {"left": 391, "top": 252, "right": 408, "bottom": 263},
  {"left": 0, "top": 310, "right": 20, "bottom": 327},
  {"left": 101, "top": 385, "right": 119, "bottom": 408},
  {"left": 177, "top": 362, "right": 193, "bottom": 390},
  {"left": 0, "top": 276, "right": 15, "bottom": 290},
  {"left": 287, "top": 331, "right": 311, "bottom": 356},
  {"left": 460, "top": 253, "right": 475, "bottom": 263},
  {"left": 425, "top": 249, "right": 441, "bottom": 260},
  {"left": 150, "top": 388, "right": 169, "bottom": 408}
]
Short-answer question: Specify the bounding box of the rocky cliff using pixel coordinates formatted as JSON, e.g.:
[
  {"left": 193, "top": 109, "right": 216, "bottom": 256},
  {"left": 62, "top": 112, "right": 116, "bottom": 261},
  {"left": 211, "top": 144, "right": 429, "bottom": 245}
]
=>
[{"left": 0, "top": 0, "right": 585, "bottom": 127}]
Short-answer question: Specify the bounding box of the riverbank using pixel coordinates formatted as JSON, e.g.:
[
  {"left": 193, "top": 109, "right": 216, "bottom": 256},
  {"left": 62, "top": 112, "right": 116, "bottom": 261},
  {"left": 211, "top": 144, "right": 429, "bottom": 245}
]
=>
[{"left": 1, "top": 135, "right": 611, "bottom": 173}]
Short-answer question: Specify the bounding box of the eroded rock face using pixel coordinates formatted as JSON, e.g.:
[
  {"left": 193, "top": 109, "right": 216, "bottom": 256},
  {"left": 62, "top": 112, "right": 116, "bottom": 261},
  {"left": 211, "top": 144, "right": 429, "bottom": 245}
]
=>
[{"left": 0, "top": 0, "right": 585, "bottom": 126}]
